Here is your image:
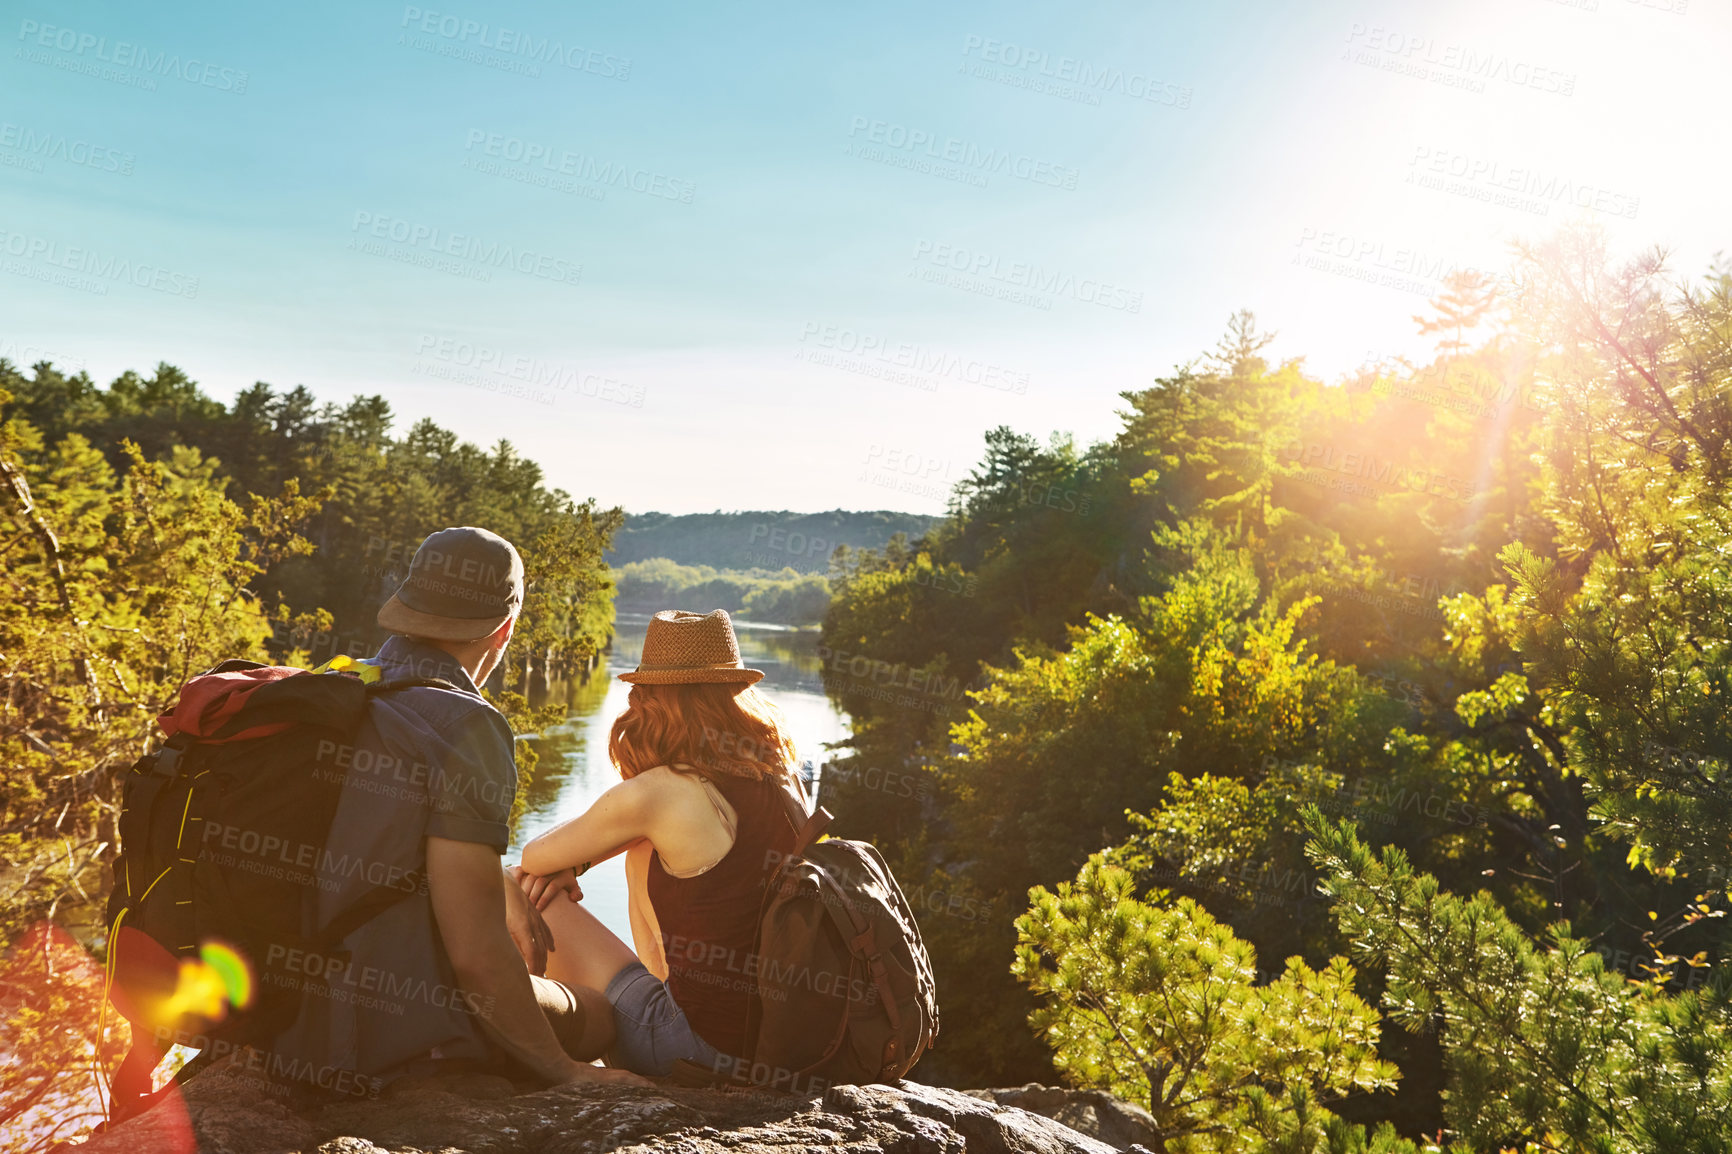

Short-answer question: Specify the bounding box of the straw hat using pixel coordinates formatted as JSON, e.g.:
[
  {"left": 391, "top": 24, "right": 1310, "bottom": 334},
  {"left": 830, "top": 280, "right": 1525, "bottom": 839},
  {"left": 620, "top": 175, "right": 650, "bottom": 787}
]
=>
[{"left": 619, "top": 609, "right": 764, "bottom": 685}]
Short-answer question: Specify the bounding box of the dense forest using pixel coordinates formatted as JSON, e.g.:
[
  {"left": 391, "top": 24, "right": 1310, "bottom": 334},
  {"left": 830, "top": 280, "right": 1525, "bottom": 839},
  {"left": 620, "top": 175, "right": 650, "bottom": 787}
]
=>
[
  {"left": 608, "top": 510, "right": 940, "bottom": 624},
  {"left": 613, "top": 557, "right": 832, "bottom": 625},
  {"left": 816, "top": 231, "right": 1732, "bottom": 1151},
  {"left": 7, "top": 227, "right": 1732, "bottom": 1152},
  {"left": 0, "top": 362, "right": 621, "bottom": 1147},
  {"left": 608, "top": 509, "right": 939, "bottom": 569}
]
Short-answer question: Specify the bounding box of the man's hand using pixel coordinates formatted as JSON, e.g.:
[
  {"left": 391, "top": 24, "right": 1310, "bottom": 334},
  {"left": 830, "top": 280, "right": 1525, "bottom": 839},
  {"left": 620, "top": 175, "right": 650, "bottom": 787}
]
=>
[
  {"left": 502, "top": 868, "right": 553, "bottom": 975},
  {"left": 429, "top": 837, "right": 586, "bottom": 1084},
  {"left": 554, "top": 1063, "right": 650, "bottom": 1087},
  {"left": 511, "top": 864, "right": 583, "bottom": 910}
]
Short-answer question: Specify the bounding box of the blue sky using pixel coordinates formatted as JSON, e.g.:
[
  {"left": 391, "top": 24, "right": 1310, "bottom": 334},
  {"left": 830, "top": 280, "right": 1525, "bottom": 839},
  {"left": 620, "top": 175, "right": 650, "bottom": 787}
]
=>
[{"left": 2, "top": 0, "right": 1722, "bottom": 514}]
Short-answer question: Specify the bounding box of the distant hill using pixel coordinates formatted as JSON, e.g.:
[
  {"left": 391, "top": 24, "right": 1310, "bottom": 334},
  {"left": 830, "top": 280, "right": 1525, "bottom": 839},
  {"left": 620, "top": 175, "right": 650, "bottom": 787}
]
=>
[{"left": 607, "top": 510, "right": 943, "bottom": 573}]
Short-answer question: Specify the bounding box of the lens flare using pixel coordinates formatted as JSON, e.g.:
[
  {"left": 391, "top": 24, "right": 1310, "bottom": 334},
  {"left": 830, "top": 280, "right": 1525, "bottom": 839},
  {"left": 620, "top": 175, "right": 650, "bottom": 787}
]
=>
[
  {"left": 198, "top": 941, "right": 253, "bottom": 1010},
  {"left": 154, "top": 940, "right": 254, "bottom": 1023}
]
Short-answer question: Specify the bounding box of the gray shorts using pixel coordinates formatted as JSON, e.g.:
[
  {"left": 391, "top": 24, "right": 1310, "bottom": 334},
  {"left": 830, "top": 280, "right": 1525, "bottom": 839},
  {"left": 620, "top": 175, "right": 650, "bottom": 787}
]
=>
[{"left": 601, "top": 961, "right": 728, "bottom": 1077}]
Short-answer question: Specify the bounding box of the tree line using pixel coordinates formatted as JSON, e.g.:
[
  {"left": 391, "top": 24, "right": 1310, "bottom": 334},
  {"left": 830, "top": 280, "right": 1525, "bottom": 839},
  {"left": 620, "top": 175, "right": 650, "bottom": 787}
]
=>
[
  {"left": 0, "top": 362, "right": 620, "bottom": 1149},
  {"left": 817, "top": 231, "right": 1732, "bottom": 1152}
]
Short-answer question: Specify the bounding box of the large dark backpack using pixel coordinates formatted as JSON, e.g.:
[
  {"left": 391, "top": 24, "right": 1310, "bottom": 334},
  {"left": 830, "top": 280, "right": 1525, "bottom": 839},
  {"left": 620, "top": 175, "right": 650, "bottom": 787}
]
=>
[
  {"left": 678, "top": 798, "right": 939, "bottom": 1091},
  {"left": 102, "top": 657, "right": 460, "bottom": 1118}
]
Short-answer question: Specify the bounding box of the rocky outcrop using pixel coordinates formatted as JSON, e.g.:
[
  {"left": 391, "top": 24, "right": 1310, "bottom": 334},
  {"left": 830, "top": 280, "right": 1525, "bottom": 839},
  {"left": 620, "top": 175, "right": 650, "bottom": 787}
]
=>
[
  {"left": 964, "top": 1085, "right": 1160, "bottom": 1151},
  {"left": 73, "top": 1066, "right": 1141, "bottom": 1154}
]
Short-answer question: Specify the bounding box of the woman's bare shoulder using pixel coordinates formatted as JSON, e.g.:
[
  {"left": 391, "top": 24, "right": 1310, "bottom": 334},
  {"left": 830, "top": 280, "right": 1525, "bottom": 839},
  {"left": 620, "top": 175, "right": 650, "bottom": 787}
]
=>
[{"left": 620, "top": 764, "right": 710, "bottom": 805}]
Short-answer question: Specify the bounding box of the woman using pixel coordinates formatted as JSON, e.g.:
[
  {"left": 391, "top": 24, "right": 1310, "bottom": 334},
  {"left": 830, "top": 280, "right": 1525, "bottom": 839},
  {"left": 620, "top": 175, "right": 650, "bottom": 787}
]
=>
[{"left": 514, "top": 608, "right": 807, "bottom": 1077}]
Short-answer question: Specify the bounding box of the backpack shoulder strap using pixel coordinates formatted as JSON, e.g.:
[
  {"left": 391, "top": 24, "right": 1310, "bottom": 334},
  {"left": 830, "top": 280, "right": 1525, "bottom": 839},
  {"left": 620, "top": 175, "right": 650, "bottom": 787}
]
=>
[
  {"left": 791, "top": 806, "right": 833, "bottom": 854},
  {"left": 774, "top": 774, "right": 832, "bottom": 854}
]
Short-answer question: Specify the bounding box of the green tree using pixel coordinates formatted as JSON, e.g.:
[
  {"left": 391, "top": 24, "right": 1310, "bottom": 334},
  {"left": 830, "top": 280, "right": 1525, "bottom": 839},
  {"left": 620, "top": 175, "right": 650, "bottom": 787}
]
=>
[
  {"left": 1014, "top": 853, "right": 1412, "bottom": 1154},
  {"left": 0, "top": 391, "right": 323, "bottom": 1150},
  {"left": 1493, "top": 234, "right": 1732, "bottom": 883},
  {"left": 1306, "top": 811, "right": 1732, "bottom": 1153},
  {"left": 0, "top": 365, "right": 626, "bottom": 1149},
  {"left": 1413, "top": 271, "right": 1499, "bottom": 359}
]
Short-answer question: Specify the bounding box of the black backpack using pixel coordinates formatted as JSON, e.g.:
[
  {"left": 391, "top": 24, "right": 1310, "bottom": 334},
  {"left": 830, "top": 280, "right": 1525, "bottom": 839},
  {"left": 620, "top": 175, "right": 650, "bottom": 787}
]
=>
[{"left": 103, "top": 657, "right": 460, "bottom": 1118}]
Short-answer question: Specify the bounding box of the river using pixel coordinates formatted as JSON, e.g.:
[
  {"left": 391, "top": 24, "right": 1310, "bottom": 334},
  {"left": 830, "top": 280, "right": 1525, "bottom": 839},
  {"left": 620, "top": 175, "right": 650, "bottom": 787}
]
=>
[{"left": 508, "top": 612, "right": 849, "bottom": 943}]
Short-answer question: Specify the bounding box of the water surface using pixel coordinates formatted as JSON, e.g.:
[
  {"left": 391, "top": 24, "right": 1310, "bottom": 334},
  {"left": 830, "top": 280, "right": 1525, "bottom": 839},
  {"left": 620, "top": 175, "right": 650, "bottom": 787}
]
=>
[{"left": 509, "top": 613, "right": 848, "bottom": 943}]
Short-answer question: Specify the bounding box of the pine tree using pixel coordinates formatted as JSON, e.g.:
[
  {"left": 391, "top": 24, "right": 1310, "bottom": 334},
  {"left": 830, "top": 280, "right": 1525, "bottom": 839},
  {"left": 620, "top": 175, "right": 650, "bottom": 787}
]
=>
[
  {"left": 1306, "top": 810, "right": 1732, "bottom": 1153},
  {"left": 1014, "top": 852, "right": 1414, "bottom": 1153},
  {"left": 1413, "top": 270, "right": 1498, "bottom": 358}
]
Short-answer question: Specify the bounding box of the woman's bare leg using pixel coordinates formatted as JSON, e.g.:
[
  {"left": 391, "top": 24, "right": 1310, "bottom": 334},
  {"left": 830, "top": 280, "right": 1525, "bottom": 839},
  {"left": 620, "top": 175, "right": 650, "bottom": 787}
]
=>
[
  {"left": 541, "top": 899, "right": 641, "bottom": 991},
  {"left": 534, "top": 899, "right": 642, "bottom": 1061}
]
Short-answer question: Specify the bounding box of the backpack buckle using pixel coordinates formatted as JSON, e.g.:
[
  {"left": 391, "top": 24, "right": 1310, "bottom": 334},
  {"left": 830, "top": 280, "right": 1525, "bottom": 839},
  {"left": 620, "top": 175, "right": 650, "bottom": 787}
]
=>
[{"left": 152, "top": 735, "right": 193, "bottom": 776}]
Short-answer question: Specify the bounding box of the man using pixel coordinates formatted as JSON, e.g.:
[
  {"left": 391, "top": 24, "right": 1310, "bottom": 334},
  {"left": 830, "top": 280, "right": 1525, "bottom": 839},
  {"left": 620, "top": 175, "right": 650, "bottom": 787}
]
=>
[{"left": 269, "top": 526, "right": 638, "bottom": 1087}]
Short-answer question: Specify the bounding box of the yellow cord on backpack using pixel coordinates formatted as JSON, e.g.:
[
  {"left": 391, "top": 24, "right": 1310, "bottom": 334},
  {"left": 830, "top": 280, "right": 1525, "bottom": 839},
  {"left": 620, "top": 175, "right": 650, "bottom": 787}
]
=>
[{"left": 96, "top": 905, "right": 128, "bottom": 1118}]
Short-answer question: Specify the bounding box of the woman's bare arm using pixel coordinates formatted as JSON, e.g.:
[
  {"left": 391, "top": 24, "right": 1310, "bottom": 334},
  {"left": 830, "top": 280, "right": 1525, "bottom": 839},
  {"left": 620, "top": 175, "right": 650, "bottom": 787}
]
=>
[
  {"left": 624, "top": 840, "right": 668, "bottom": 980},
  {"left": 521, "top": 773, "right": 656, "bottom": 876}
]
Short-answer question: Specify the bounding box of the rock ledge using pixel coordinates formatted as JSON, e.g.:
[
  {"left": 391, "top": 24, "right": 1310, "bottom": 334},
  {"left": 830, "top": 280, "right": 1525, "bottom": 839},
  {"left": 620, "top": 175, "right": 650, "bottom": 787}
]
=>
[{"left": 74, "top": 1067, "right": 1140, "bottom": 1154}]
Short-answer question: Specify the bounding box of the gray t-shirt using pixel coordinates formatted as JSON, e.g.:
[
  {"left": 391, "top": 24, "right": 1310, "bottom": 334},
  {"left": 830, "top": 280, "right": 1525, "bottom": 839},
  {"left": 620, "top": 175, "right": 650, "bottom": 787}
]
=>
[{"left": 264, "top": 636, "right": 518, "bottom": 1083}]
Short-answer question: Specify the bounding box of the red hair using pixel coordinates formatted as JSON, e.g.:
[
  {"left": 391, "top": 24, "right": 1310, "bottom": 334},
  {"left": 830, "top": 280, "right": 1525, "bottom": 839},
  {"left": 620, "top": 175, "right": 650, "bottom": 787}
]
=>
[{"left": 608, "top": 681, "right": 798, "bottom": 783}]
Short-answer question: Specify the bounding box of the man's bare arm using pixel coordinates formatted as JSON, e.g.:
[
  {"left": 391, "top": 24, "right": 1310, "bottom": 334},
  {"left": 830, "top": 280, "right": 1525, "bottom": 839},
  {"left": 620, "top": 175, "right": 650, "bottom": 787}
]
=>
[{"left": 426, "top": 835, "right": 638, "bottom": 1084}]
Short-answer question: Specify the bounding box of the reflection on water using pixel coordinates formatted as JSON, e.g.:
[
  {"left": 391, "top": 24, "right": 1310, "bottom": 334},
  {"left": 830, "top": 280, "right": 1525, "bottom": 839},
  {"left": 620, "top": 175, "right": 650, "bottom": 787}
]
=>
[{"left": 509, "top": 613, "right": 849, "bottom": 943}]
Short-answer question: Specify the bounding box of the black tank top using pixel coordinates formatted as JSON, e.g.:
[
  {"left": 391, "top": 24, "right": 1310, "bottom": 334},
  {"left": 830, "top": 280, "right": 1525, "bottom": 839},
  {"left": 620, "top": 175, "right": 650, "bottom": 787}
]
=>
[{"left": 646, "top": 772, "right": 798, "bottom": 1056}]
